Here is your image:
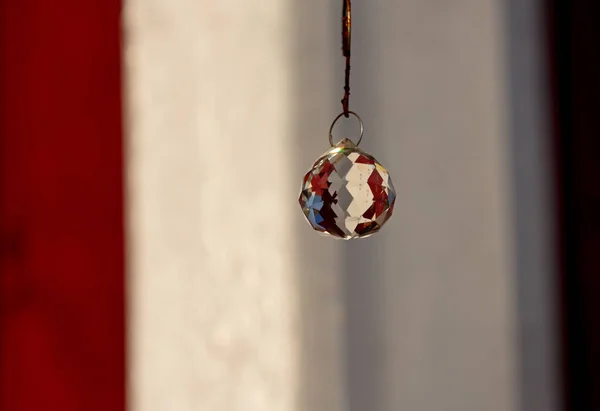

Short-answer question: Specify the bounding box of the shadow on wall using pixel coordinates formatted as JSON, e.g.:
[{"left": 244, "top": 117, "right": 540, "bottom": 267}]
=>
[
  {"left": 291, "top": 1, "right": 390, "bottom": 410},
  {"left": 290, "top": 1, "right": 346, "bottom": 411},
  {"left": 289, "top": 1, "right": 554, "bottom": 411}
]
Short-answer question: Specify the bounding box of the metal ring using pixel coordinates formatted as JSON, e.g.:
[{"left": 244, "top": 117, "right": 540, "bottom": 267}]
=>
[{"left": 329, "top": 110, "right": 364, "bottom": 147}]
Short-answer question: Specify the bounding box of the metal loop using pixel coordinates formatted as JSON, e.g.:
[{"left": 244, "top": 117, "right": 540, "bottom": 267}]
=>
[
  {"left": 342, "top": 0, "right": 351, "bottom": 57},
  {"left": 329, "top": 111, "right": 364, "bottom": 147}
]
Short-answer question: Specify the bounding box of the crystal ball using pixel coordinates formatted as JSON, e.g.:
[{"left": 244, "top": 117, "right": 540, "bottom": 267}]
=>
[{"left": 299, "top": 138, "right": 396, "bottom": 239}]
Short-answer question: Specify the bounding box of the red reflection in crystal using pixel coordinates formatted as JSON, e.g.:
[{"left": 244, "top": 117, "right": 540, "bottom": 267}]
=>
[
  {"left": 362, "top": 203, "right": 376, "bottom": 220},
  {"left": 355, "top": 154, "right": 375, "bottom": 165},
  {"left": 302, "top": 171, "right": 311, "bottom": 185},
  {"left": 375, "top": 194, "right": 389, "bottom": 217},
  {"left": 355, "top": 221, "right": 379, "bottom": 235},
  {"left": 299, "top": 144, "right": 396, "bottom": 239},
  {"left": 310, "top": 160, "right": 333, "bottom": 195},
  {"left": 368, "top": 171, "right": 389, "bottom": 217},
  {"left": 368, "top": 169, "right": 383, "bottom": 188}
]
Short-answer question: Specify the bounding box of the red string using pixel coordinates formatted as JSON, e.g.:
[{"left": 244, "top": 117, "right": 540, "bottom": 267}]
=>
[{"left": 341, "top": 0, "right": 351, "bottom": 117}]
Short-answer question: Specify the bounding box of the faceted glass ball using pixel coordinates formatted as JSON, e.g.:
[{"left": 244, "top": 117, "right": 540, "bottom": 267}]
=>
[{"left": 299, "top": 138, "right": 396, "bottom": 239}]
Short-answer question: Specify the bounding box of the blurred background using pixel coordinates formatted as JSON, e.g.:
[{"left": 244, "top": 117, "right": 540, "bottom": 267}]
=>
[{"left": 1, "top": 0, "right": 599, "bottom": 411}]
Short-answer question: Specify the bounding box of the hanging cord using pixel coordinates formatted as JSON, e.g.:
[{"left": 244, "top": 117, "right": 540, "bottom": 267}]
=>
[{"left": 341, "top": 0, "right": 351, "bottom": 117}]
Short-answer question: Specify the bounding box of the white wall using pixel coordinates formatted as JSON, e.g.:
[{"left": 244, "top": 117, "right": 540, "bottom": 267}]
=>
[
  {"left": 126, "top": 1, "right": 556, "bottom": 410},
  {"left": 126, "top": 2, "right": 311, "bottom": 410}
]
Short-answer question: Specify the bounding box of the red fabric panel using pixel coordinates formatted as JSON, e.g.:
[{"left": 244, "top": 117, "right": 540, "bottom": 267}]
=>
[{"left": 0, "top": 1, "right": 125, "bottom": 411}]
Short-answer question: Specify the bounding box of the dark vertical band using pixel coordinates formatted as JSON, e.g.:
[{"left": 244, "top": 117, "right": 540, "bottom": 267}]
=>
[
  {"left": 0, "top": 1, "right": 126, "bottom": 410},
  {"left": 547, "top": 1, "right": 600, "bottom": 410}
]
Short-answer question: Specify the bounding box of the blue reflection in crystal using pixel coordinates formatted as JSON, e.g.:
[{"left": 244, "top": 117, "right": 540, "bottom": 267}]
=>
[
  {"left": 388, "top": 189, "right": 396, "bottom": 205},
  {"left": 305, "top": 194, "right": 323, "bottom": 211},
  {"left": 305, "top": 193, "right": 325, "bottom": 230},
  {"left": 308, "top": 209, "right": 325, "bottom": 229}
]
